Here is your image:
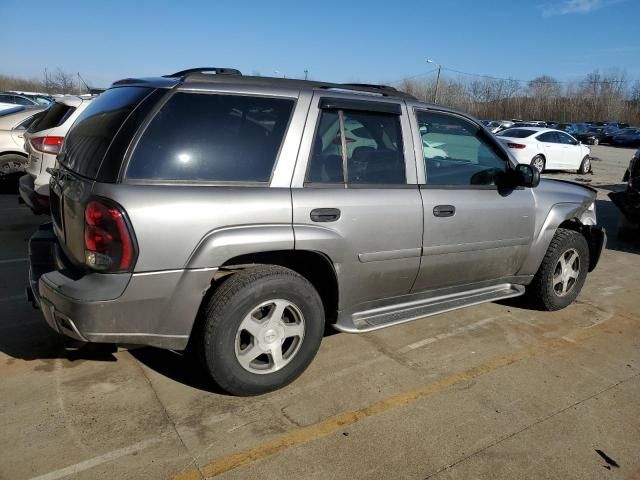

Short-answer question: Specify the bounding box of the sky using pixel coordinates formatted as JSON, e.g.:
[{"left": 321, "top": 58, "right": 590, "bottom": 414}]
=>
[{"left": 2, "top": 0, "right": 639, "bottom": 88}]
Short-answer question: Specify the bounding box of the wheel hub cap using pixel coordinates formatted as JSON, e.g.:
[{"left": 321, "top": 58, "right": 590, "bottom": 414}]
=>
[
  {"left": 235, "top": 299, "right": 305, "bottom": 374},
  {"left": 553, "top": 248, "right": 580, "bottom": 297}
]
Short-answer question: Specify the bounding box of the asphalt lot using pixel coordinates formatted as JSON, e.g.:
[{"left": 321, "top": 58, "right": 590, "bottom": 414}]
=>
[{"left": 1, "top": 145, "right": 639, "bottom": 480}]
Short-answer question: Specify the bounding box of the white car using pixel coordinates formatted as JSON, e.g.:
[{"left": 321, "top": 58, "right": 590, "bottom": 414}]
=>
[
  {"left": 496, "top": 127, "right": 591, "bottom": 174},
  {"left": 19, "top": 95, "right": 94, "bottom": 213},
  {"left": 0, "top": 106, "right": 46, "bottom": 180}
]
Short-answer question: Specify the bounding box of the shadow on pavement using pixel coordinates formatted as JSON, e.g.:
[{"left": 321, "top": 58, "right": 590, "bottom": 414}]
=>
[
  {"left": 0, "top": 174, "right": 21, "bottom": 195},
  {"left": 596, "top": 198, "right": 640, "bottom": 255},
  {"left": 129, "top": 347, "right": 229, "bottom": 394}
]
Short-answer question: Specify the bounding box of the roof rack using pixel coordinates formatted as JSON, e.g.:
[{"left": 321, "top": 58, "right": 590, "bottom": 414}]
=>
[
  {"left": 163, "top": 67, "right": 242, "bottom": 78},
  {"left": 319, "top": 82, "right": 415, "bottom": 99},
  {"left": 341, "top": 83, "right": 400, "bottom": 93}
]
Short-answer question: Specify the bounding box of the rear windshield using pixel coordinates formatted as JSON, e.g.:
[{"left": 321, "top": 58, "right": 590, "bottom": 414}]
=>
[
  {"left": 126, "top": 92, "right": 295, "bottom": 182},
  {"left": 496, "top": 128, "right": 536, "bottom": 138},
  {"left": 61, "top": 87, "right": 153, "bottom": 178},
  {"left": 29, "top": 103, "right": 76, "bottom": 132}
]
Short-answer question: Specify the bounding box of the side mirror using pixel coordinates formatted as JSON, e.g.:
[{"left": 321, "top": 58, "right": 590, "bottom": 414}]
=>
[{"left": 515, "top": 164, "right": 540, "bottom": 188}]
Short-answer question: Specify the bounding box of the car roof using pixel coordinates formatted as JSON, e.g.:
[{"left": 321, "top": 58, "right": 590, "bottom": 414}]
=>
[
  {"left": 503, "top": 127, "right": 558, "bottom": 133},
  {"left": 111, "top": 67, "right": 417, "bottom": 100}
]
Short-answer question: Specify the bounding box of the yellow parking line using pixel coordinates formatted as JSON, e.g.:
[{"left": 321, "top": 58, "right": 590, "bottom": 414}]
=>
[{"left": 175, "top": 337, "right": 570, "bottom": 479}]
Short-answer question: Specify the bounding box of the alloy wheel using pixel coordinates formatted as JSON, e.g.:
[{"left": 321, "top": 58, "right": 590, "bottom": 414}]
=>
[
  {"left": 234, "top": 299, "right": 306, "bottom": 374},
  {"left": 552, "top": 248, "right": 580, "bottom": 297}
]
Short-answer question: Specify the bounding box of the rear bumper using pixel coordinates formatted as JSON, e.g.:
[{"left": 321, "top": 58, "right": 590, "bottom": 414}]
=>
[
  {"left": 28, "top": 223, "right": 216, "bottom": 350},
  {"left": 19, "top": 175, "right": 49, "bottom": 214}
]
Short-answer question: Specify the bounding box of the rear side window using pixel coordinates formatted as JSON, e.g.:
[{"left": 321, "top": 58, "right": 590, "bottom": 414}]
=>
[
  {"left": 61, "top": 87, "right": 153, "bottom": 178},
  {"left": 16, "top": 114, "right": 40, "bottom": 130},
  {"left": 126, "top": 93, "right": 295, "bottom": 182},
  {"left": 29, "top": 103, "right": 76, "bottom": 132}
]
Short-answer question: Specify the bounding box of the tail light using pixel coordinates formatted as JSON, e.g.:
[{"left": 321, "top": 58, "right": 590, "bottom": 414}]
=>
[
  {"left": 84, "top": 199, "right": 137, "bottom": 272},
  {"left": 507, "top": 143, "right": 527, "bottom": 149},
  {"left": 30, "top": 136, "right": 64, "bottom": 155}
]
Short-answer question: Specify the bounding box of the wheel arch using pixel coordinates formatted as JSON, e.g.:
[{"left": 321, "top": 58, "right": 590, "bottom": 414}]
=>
[
  {"left": 186, "top": 249, "right": 340, "bottom": 352},
  {"left": 0, "top": 151, "right": 28, "bottom": 159},
  {"left": 518, "top": 202, "right": 586, "bottom": 276}
]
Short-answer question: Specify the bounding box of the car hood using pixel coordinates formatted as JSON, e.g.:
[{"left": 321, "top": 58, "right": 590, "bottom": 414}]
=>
[{"left": 534, "top": 178, "right": 596, "bottom": 206}]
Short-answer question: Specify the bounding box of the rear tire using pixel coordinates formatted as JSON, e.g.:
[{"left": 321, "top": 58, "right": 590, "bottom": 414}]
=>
[
  {"left": 526, "top": 228, "right": 589, "bottom": 311},
  {"left": 0, "top": 154, "right": 26, "bottom": 178},
  {"left": 531, "top": 155, "right": 545, "bottom": 173},
  {"left": 578, "top": 156, "right": 591, "bottom": 174},
  {"left": 198, "top": 265, "right": 325, "bottom": 396}
]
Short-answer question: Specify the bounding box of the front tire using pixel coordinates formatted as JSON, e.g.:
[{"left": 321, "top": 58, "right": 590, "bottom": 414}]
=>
[
  {"left": 578, "top": 156, "right": 591, "bottom": 174},
  {"left": 526, "top": 228, "right": 589, "bottom": 311},
  {"left": 199, "top": 265, "right": 325, "bottom": 396},
  {"left": 531, "top": 155, "right": 545, "bottom": 173}
]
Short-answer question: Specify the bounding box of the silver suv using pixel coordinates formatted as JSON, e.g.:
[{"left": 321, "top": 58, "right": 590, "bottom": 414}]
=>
[{"left": 28, "top": 68, "right": 605, "bottom": 395}]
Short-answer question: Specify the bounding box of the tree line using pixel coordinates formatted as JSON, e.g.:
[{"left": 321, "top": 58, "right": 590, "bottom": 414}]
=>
[
  {"left": 2, "top": 67, "right": 639, "bottom": 125},
  {"left": 396, "top": 70, "right": 640, "bottom": 125},
  {"left": 0, "top": 69, "right": 89, "bottom": 95}
]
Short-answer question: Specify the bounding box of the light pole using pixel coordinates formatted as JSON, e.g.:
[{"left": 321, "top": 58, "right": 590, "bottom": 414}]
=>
[
  {"left": 426, "top": 59, "right": 442, "bottom": 104},
  {"left": 274, "top": 70, "right": 286, "bottom": 79}
]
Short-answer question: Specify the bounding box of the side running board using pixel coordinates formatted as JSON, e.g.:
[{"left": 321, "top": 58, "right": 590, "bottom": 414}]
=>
[{"left": 334, "top": 284, "right": 525, "bottom": 333}]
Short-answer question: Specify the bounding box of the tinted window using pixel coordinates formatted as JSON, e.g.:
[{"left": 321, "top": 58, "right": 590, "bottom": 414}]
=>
[
  {"left": 29, "top": 103, "right": 76, "bottom": 132},
  {"left": 13, "top": 96, "right": 33, "bottom": 106},
  {"left": 537, "top": 132, "right": 558, "bottom": 143},
  {"left": 0, "top": 95, "right": 13, "bottom": 103},
  {"left": 16, "top": 114, "right": 39, "bottom": 130},
  {"left": 306, "top": 109, "right": 405, "bottom": 185},
  {"left": 496, "top": 128, "right": 536, "bottom": 138},
  {"left": 127, "top": 92, "right": 294, "bottom": 182},
  {"left": 418, "top": 111, "right": 507, "bottom": 186},
  {"left": 62, "top": 87, "right": 153, "bottom": 178}
]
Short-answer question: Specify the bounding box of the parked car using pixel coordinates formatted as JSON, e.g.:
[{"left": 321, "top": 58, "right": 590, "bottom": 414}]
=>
[
  {"left": 496, "top": 127, "right": 591, "bottom": 173},
  {"left": 0, "top": 106, "right": 45, "bottom": 182},
  {"left": 0, "top": 92, "right": 47, "bottom": 107},
  {"left": 27, "top": 68, "right": 605, "bottom": 396},
  {"left": 611, "top": 128, "right": 640, "bottom": 148},
  {"left": 607, "top": 122, "right": 629, "bottom": 130},
  {"left": 573, "top": 126, "right": 617, "bottom": 145},
  {"left": 555, "top": 123, "right": 589, "bottom": 136},
  {"left": 19, "top": 95, "right": 94, "bottom": 213},
  {"left": 609, "top": 148, "right": 640, "bottom": 238},
  {"left": 8, "top": 91, "right": 54, "bottom": 106}
]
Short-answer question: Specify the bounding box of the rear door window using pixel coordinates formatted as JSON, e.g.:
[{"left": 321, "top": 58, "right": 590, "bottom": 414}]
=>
[
  {"left": 537, "top": 132, "right": 559, "bottom": 143},
  {"left": 126, "top": 92, "right": 295, "bottom": 182},
  {"left": 306, "top": 108, "right": 406, "bottom": 185}
]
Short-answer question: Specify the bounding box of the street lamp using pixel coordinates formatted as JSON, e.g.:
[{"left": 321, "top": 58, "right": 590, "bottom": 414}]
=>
[{"left": 426, "top": 59, "right": 442, "bottom": 104}]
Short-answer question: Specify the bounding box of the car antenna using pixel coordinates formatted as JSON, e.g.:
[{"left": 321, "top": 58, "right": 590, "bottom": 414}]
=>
[{"left": 77, "top": 72, "right": 91, "bottom": 94}]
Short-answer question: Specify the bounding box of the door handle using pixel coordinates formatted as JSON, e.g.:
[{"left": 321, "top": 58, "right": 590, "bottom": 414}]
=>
[
  {"left": 310, "top": 208, "right": 341, "bottom": 222},
  {"left": 433, "top": 205, "right": 455, "bottom": 217}
]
